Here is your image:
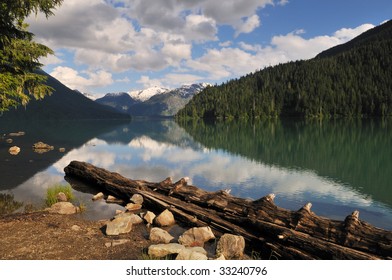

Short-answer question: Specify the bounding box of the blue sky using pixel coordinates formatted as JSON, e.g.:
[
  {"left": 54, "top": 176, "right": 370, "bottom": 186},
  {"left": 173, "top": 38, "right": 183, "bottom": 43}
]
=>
[{"left": 27, "top": 0, "right": 391, "bottom": 97}]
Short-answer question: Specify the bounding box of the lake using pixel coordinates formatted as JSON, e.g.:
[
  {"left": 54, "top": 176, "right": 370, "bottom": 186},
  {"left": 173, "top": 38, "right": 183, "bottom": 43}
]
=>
[{"left": 1, "top": 118, "right": 392, "bottom": 230}]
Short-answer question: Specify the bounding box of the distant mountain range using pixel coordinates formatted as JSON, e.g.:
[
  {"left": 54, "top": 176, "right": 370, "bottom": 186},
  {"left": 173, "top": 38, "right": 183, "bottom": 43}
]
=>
[
  {"left": 129, "top": 86, "right": 170, "bottom": 102},
  {"left": 96, "top": 83, "right": 210, "bottom": 117},
  {"left": 0, "top": 70, "right": 130, "bottom": 120}
]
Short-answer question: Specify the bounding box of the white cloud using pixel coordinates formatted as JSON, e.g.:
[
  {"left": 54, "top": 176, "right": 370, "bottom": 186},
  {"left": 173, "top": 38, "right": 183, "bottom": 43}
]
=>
[
  {"left": 238, "top": 41, "right": 262, "bottom": 52},
  {"left": 219, "top": 41, "right": 233, "bottom": 47},
  {"left": 234, "top": 14, "right": 261, "bottom": 37},
  {"left": 39, "top": 54, "right": 63, "bottom": 66},
  {"left": 271, "top": 23, "right": 375, "bottom": 60},
  {"left": 50, "top": 66, "right": 113, "bottom": 91},
  {"left": 201, "top": 0, "right": 273, "bottom": 25},
  {"left": 278, "top": 0, "right": 289, "bottom": 6},
  {"left": 188, "top": 23, "right": 375, "bottom": 81},
  {"left": 136, "top": 76, "right": 165, "bottom": 89},
  {"left": 333, "top": 23, "right": 375, "bottom": 41},
  {"left": 184, "top": 14, "right": 218, "bottom": 42},
  {"left": 164, "top": 73, "right": 206, "bottom": 87}
]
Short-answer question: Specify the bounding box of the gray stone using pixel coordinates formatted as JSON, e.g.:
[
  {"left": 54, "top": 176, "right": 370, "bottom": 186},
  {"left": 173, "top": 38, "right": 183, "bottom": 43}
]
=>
[
  {"left": 106, "top": 216, "right": 133, "bottom": 236},
  {"left": 8, "top": 146, "right": 20, "bottom": 155},
  {"left": 178, "top": 226, "right": 215, "bottom": 247},
  {"left": 216, "top": 234, "right": 245, "bottom": 259},
  {"left": 148, "top": 243, "right": 185, "bottom": 258},
  {"left": 176, "top": 247, "right": 208, "bottom": 260},
  {"left": 47, "top": 202, "right": 78, "bottom": 215},
  {"left": 143, "top": 211, "right": 156, "bottom": 224},
  {"left": 149, "top": 227, "right": 174, "bottom": 244},
  {"left": 130, "top": 194, "right": 144, "bottom": 205},
  {"left": 155, "top": 209, "right": 175, "bottom": 227},
  {"left": 56, "top": 192, "right": 68, "bottom": 202}
]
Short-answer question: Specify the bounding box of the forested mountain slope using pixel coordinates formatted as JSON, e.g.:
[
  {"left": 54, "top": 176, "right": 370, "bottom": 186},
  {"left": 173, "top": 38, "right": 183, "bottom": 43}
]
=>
[{"left": 177, "top": 20, "right": 392, "bottom": 120}]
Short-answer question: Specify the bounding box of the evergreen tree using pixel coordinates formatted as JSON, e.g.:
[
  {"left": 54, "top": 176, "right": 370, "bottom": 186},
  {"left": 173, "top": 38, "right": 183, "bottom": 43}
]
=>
[{"left": 0, "top": 0, "right": 63, "bottom": 112}]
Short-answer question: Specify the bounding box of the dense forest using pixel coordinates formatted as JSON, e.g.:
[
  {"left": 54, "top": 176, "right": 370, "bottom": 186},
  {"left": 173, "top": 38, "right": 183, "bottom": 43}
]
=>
[{"left": 177, "top": 20, "right": 392, "bottom": 120}]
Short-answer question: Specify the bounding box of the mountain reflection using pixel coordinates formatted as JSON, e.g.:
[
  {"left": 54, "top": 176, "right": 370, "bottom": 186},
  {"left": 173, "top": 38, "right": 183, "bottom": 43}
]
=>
[{"left": 179, "top": 118, "right": 392, "bottom": 207}]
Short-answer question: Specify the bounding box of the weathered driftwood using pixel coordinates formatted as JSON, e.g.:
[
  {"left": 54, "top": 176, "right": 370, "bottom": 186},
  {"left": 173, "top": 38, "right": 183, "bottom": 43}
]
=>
[{"left": 64, "top": 160, "right": 392, "bottom": 260}]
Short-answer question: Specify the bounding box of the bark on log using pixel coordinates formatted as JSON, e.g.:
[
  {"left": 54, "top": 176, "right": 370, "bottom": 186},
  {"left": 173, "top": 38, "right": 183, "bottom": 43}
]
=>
[{"left": 64, "top": 160, "right": 392, "bottom": 260}]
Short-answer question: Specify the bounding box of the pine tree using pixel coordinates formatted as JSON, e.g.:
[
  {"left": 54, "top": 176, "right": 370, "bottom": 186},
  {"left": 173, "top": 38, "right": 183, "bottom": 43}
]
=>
[{"left": 0, "top": 0, "right": 63, "bottom": 112}]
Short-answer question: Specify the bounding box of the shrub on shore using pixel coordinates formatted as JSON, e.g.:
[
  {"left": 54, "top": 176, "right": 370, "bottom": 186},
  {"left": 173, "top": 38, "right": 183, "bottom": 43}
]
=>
[{"left": 45, "top": 184, "right": 75, "bottom": 207}]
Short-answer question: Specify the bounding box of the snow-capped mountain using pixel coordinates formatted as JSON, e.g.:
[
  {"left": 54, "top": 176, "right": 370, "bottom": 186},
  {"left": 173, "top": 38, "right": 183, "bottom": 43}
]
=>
[
  {"left": 171, "top": 83, "right": 211, "bottom": 98},
  {"left": 128, "top": 86, "right": 170, "bottom": 102},
  {"left": 73, "top": 90, "right": 97, "bottom": 101},
  {"left": 96, "top": 83, "right": 210, "bottom": 117},
  {"left": 95, "top": 92, "right": 139, "bottom": 112},
  {"left": 129, "top": 83, "right": 210, "bottom": 116}
]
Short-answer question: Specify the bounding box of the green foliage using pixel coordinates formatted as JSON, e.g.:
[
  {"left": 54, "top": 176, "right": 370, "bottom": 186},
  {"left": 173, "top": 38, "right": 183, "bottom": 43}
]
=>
[
  {"left": 177, "top": 20, "right": 392, "bottom": 120},
  {"left": 0, "top": 0, "right": 63, "bottom": 112},
  {"left": 45, "top": 183, "right": 74, "bottom": 207}
]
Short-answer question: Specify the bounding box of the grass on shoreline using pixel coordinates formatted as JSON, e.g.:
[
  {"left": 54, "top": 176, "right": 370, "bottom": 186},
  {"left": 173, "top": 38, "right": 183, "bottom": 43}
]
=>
[{"left": 45, "top": 184, "right": 75, "bottom": 207}]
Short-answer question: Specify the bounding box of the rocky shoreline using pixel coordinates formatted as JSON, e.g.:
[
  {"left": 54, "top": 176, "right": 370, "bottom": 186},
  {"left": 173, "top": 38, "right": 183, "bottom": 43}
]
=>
[
  {"left": 45, "top": 191, "right": 248, "bottom": 260},
  {"left": 0, "top": 189, "right": 250, "bottom": 260}
]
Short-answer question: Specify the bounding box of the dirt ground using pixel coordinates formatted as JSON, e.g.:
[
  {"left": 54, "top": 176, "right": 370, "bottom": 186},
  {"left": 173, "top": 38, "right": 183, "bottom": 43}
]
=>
[{"left": 0, "top": 211, "right": 152, "bottom": 260}]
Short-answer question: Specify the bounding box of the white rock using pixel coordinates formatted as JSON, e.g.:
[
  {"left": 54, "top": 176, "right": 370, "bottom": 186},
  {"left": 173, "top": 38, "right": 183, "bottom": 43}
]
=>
[
  {"left": 46, "top": 202, "right": 78, "bottom": 215},
  {"left": 115, "top": 213, "right": 143, "bottom": 225},
  {"left": 106, "top": 216, "right": 133, "bottom": 236},
  {"left": 149, "top": 227, "right": 174, "bottom": 244},
  {"left": 148, "top": 243, "right": 185, "bottom": 258},
  {"left": 105, "top": 239, "right": 130, "bottom": 248},
  {"left": 143, "top": 211, "right": 156, "bottom": 224},
  {"left": 92, "top": 192, "right": 104, "bottom": 201},
  {"left": 130, "top": 194, "right": 144, "bottom": 205},
  {"left": 56, "top": 192, "right": 68, "bottom": 202},
  {"left": 178, "top": 227, "right": 215, "bottom": 247},
  {"left": 155, "top": 209, "right": 175, "bottom": 227},
  {"left": 214, "top": 254, "right": 226, "bottom": 260},
  {"left": 176, "top": 247, "right": 208, "bottom": 260},
  {"left": 106, "top": 195, "right": 120, "bottom": 203},
  {"left": 216, "top": 234, "right": 245, "bottom": 259},
  {"left": 125, "top": 203, "right": 142, "bottom": 211},
  {"left": 71, "top": 225, "right": 81, "bottom": 231},
  {"left": 8, "top": 146, "right": 20, "bottom": 155}
]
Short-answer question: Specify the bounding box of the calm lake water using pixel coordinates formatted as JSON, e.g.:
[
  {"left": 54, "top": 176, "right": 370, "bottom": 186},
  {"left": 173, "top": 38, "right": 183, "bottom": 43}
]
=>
[{"left": 1, "top": 118, "right": 391, "bottom": 230}]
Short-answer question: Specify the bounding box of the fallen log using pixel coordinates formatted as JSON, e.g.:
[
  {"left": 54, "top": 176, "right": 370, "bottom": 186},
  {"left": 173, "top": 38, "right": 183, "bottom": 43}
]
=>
[{"left": 64, "top": 160, "right": 392, "bottom": 260}]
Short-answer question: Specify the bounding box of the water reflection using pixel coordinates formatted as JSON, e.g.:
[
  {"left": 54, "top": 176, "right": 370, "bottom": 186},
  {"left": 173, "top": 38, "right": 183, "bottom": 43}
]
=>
[
  {"left": 0, "top": 193, "right": 24, "bottom": 215},
  {"left": 1, "top": 119, "right": 391, "bottom": 229}
]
